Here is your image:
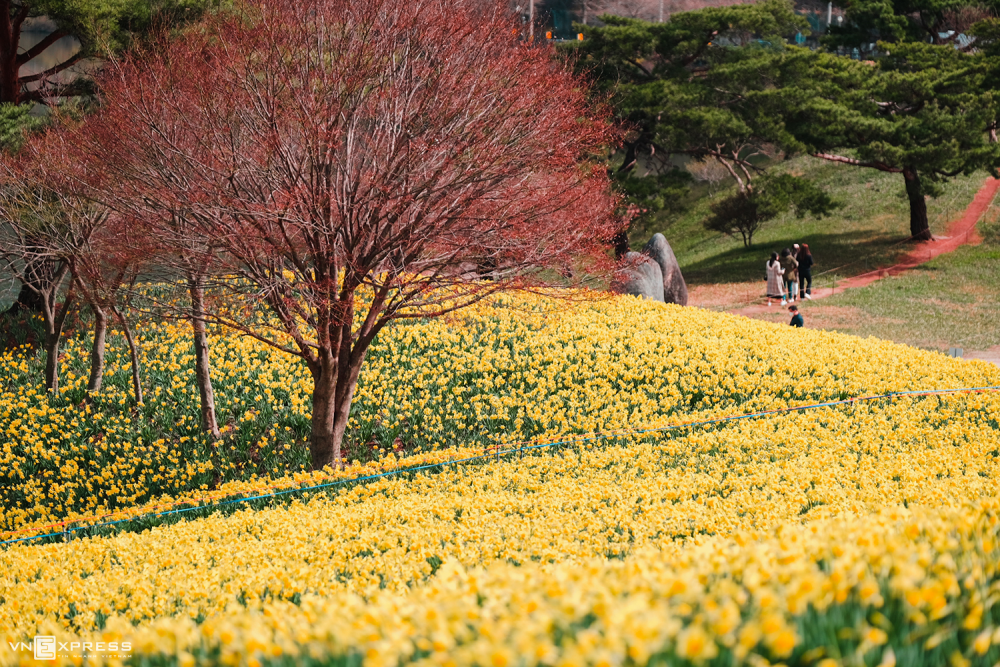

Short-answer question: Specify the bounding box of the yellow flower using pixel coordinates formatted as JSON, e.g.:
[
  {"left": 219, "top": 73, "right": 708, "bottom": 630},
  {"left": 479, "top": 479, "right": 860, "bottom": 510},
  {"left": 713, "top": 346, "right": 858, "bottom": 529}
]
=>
[
  {"left": 2, "top": 289, "right": 1000, "bottom": 666},
  {"left": 864, "top": 627, "right": 888, "bottom": 646},
  {"left": 973, "top": 629, "right": 992, "bottom": 655},
  {"left": 676, "top": 625, "right": 718, "bottom": 661}
]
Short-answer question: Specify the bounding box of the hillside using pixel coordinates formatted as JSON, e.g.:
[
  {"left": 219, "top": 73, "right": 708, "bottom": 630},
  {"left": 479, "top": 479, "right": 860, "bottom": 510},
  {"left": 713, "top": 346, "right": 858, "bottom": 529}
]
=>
[
  {"left": 634, "top": 155, "right": 987, "bottom": 288},
  {"left": 3, "top": 292, "right": 1000, "bottom": 665}
]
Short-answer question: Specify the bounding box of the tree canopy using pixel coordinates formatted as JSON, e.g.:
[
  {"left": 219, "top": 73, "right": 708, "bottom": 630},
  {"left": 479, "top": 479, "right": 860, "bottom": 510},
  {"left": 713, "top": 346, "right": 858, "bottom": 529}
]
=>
[
  {"left": 705, "top": 173, "right": 839, "bottom": 247},
  {"left": 76, "top": 0, "right": 621, "bottom": 469},
  {"left": 568, "top": 0, "right": 804, "bottom": 178},
  {"left": 564, "top": 0, "right": 807, "bottom": 253},
  {"left": 825, "top": 0, "right": 997, "bottom": 51},
  {"left": 774, "top": 43, "right": 1000, "bottom": 240},
  {"left": 0, "top": 99, "right": 44, "bottom": 150},
  {"left": 1, "top": 0, "right": 222, "bottom": 105},
  {"left": 570, "top": 0, "right": 1000, "bottom": 245}
]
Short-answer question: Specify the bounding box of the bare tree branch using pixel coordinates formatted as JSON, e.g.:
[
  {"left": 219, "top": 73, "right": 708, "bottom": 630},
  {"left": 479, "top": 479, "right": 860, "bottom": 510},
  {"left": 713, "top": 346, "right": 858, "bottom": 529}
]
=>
[
  {"left": 811, "top": 152, "right": 904, "bottom": 173},
  {"left": 17, "top": 29, "right": 69, "bottom": 65}
]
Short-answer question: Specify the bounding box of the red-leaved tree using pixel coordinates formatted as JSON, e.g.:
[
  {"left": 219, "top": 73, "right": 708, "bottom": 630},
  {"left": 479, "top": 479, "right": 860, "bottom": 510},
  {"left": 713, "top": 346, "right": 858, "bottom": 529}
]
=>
[
  {"left": 78, "top": 41, "right": 229, "bottom": 437},
  {"left": 0, "top": 128, "right": 91, "bottom": 393},
  {"left": 0, "top": 124, "right": 145, "bottom": 399},
  {"left": 87, "top": 0, "right": 623, "bottom": 469}
]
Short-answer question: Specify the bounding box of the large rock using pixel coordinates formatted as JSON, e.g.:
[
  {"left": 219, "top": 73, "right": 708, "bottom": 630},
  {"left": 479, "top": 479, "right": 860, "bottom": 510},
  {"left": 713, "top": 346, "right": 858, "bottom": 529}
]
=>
[
  {"left": 613, "top": 251, "right": 665, "bottom": 302},
  {"left": 643, "top": 233, "right": 688, "bottom": 306}
]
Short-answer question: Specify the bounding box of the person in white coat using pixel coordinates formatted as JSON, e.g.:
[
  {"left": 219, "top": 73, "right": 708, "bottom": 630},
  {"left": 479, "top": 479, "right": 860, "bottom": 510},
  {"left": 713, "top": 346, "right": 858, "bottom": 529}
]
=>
[{"left": 766, "top": 252, "right": 786, "bottom": 306}]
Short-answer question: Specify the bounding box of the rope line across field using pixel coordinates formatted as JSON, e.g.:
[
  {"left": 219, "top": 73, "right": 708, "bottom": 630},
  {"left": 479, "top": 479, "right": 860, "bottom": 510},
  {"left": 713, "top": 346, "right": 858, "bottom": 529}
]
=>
[{"left": 3, "top": 384, "right": 998, "bottom": 548}]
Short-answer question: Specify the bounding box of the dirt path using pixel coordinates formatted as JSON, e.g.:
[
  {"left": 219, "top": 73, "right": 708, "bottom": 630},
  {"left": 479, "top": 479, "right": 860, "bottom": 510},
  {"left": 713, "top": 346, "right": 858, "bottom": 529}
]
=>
[
  {"left": 966, "top": 347, "right": 1000, "bottom": 367},
  {"left": 723, "top": 177, "right": 1000, "bottom": 317}
]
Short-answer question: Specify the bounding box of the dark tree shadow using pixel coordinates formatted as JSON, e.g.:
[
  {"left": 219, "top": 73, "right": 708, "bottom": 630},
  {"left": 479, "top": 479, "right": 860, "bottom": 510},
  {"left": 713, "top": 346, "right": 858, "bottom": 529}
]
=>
[{"left": 680, "top": 232, "right": 916, "bottom": 285}]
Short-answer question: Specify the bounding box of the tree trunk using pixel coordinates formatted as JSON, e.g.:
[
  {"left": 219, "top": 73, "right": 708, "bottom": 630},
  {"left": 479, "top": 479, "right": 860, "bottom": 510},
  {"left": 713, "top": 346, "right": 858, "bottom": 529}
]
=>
[
  {"left": 477, "top": 254, "right": 497, "bottom": 280},
  {"left": 42, "top": 288, "right": 74, "bottom": 393},
  {"left": 0, "top": 0, "right": 20, "bottom": 105},
  {"left": 112, "top": 305, "right": 143, "bottom": 404},
  {"left": 610, "top": 140, "right": 641, "bottom": 260},
  {"left": 612, "top": 229, "right": 630, "bottom": 260},
  {"left": 86, "top": 306, "right": 107, "bottom": 392},
  {"left": 188, "top": 277, "right": 221, "bottom": 439},
  {"left": 4, "top": 281, "right": 44, "bottom": 314},
  {"left": 309, "top": 363, "right": 338, "bottom": 469},
  {"left": 43, "top": 330, "right": 61, "bottom": 392},
  {"left": 903, "top": 167, "right": 932, "bottom": 241},
  {"left": 309, "top": 347, "right": 368, "bottom": 470}
]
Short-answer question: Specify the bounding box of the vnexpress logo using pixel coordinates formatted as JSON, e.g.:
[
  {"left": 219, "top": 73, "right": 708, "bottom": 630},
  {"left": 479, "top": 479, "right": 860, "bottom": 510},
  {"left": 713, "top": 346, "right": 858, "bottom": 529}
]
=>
[
  {"left": 8, "top": 636, "right": 132, "bottom": 660},
  {"left": 33, "top": 636, "right": 56, "bottom": 660}
]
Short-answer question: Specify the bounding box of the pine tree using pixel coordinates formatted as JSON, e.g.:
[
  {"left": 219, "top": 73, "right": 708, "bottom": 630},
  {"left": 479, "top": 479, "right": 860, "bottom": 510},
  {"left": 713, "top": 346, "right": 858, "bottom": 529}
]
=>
[
  {"left": 565, "top": 0, "right": 807, "bottom": 253},
  {"left": 775, "top": 43, "right": 1000, "bottom": 240},
  {"left": 0, "top": 0, "right": 221, "bottom": 105}
]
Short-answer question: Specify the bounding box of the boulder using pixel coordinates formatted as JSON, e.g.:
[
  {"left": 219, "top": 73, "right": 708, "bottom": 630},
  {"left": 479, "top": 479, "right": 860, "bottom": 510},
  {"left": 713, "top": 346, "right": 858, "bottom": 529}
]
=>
[
  {"left": 643, "top": 233, "right": 688, "bottom": 306},
  {"left": 613, "top": 251, "right": 665, "bottom": 302}
]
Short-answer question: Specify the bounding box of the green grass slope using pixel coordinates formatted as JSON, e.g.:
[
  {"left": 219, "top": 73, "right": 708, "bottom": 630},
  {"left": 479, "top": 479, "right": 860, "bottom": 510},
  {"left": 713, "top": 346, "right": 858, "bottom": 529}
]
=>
[{"left": 634, "top": 155, "right": 987, "bottom": 287}]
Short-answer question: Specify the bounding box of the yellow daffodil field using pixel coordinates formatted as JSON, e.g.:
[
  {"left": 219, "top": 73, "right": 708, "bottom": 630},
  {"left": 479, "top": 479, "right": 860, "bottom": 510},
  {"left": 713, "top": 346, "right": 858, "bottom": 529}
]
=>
[{"left": 3, "top": 291, "right": 1000, "bottom": 666}]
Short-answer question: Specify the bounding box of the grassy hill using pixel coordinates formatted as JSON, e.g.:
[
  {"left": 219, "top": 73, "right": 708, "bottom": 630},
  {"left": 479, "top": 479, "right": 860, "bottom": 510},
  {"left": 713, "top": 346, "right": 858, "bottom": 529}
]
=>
[
  {"left": 634, "top": 155, "right": 987, "bottom": 287},
  {"left": 3, "top": 291, "right": 1000, "bottom": 666},
  {"left": 748, "top": 221, "right": 1000, "bottom": 351},
  {"left": 699, "top": 169, "right": 1000, "bottom": 352},
  {"left": 3, "top": 156, "right": 1000, "bottom": 667}
]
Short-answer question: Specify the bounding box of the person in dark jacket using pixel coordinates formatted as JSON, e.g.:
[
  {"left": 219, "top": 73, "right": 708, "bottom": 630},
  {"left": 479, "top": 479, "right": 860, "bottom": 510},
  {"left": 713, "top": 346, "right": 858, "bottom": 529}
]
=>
[
  {"left": 796, "top": 243, "right": 814, "bottom": 299},
  {"left": 779, "top": 248, "right": 798, "bottom": 302},
  {"left": 789, "top": 304, "right": 803, "bottom": 327}
]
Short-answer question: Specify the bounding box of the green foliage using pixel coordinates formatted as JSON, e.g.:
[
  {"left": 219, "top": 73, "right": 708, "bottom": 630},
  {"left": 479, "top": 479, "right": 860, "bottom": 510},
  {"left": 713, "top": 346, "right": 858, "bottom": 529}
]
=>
[
  {"left": 566, "top": 0, "right": 804, "bottom": 90},
  {"left": 777, "top": 43, "right": 1000, "bottom": 180},
  {"left": 765, "top": 174, "right": 841, "bottom": 218},
  {"left": 20, "top": 0, "right": 225, "bottom": 57},
  {"left": 612, "top": 168, "right": 691, "bottom": 226},
  {"left": 782, "top": 0, "right": 1000, "bottom": 239},
  {"left": 566, "top": 0, "right": 1000, "bottom": 243},
  {"left": 825, "top": 0, "right": 998, "bottom": 49},
  {"left": 704, "top": 174, "right": 839, "bottom": 247},
  {"left": 568, "top": 1, "right": 804, "bottom": 159},
  {"left": 0, "top": 104, "right": 47, "bottom": 153},
  {"left": 561, "top": 0, "right": 806, "bottom": 242},
  {"left": 969, "top": 17, "right": 1000, "bottom": 56}
]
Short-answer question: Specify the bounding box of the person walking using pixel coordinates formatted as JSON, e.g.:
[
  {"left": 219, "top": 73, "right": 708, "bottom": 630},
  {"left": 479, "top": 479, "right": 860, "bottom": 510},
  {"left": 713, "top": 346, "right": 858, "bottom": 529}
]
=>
[
  {"left": 766, "top": 252, "right": 786, "bottom": 306},
  {"left": 797, "top": 243, "right": 813, "bottom": 299},
  {"left": 779, "top": 248, "right": 799, "bottom": 302},
  {"left": 789, "top": 304, "right": 804, "bottom": 327}
]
